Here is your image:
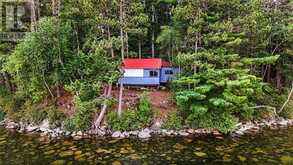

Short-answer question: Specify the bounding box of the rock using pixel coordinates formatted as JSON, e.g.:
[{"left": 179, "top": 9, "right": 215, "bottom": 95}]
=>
[
  {"left": 65, "top": 131, "right": 71, "bottom": 136},
  {"left": 194, "top": 151, "right": 207, "bottom": 157},
  {"left": 129, "top": 131, "right": 139, "bottom": 136},
  {"left": 122, "top": 132, "right": 130, "bottom": 138},
  {"left": 5, "top": 122, "right": 19, "bottom": 129},
  {"left": 187, "top": 129, "right": 195, "bottom": 134},
  {"left": 112, "top": 131, "right": 122, "bottom": 138},
  {"left": 138, "top": 129, "right": 151, "bottom": 139},
  {"left": 76, "top": 131, "right": 83, "bottom": 136},
  {"left": 97, "top": 129, "right": 106, "bottom": 136},
  {"left": 164, "top": 130, "right": 175, "bottom": 136},
  {"left": 73, "top": 136, "right": 83, "bottom": 140},
  {"left": 39, "top": 119, "right": 50, "bottom": 132},
  {"left": 26, "top": 125, "right": 39, "bottom": 132},
  {"left": 151, "top": 121, "right": 162, "bottom": 130},
  {"left": 178, "top": 131, "right": 189, "bottom": 136}
]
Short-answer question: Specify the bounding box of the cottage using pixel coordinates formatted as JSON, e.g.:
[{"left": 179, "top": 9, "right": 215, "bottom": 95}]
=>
[{"left": 119, "top": 58, "right": 179, "bottom": 86}]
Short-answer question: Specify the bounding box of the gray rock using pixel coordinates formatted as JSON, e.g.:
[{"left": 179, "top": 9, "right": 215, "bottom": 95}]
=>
[
  {"left": 129, "top": 130, "right": 139, "bottom": 136},
  {"left": 65, "top": 131, "right": 71, "bottom": 136},
  {"left": 76, "top": 131, "right": 83, "bottom": 136},
  {"left": 5, "top": 121, "right": 19, "bottom": 129},
  {"left": 26, "top": 125, "right": 39, "bottom": 132},
  {"left": 112, "top": 131, "right": 122, "bottom": 138},
  {"left": 39, "top": 119, "right": 50, "bottom": 132},
  {"left": 151, "top": 121, "right": 162, "bottom": 130},
  {"left": 178, "top": 131, "right": 189, "bottom": 136},
  {"left": 138, "top": 129, "right": 152, "bottom": 139},
  {"left": 122, "top": 132, "right": 130, "bottom": 138}
]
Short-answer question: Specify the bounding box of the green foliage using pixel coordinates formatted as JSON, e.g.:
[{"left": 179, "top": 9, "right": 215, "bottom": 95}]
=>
[
  {"left": 0, "top": 109, "right": 5, "bottom": 121},
  {"left": 107, "top": 110, "right": 141, "bottom": 132},
  {"left": 47, "top": 106, "right": 66, "bottom": 128},
  {"left": 4, "top": 17, "right": 75, "bottom": 102},
  {"left": 107, "top": 94, "right": 153, "bottom": 131},
  {"left": 137, "top": 93, "right": 153, "bottom": 126},
  {"left": 64, "top": 97, "right": 97, "bottom": 131},
  {"left": 162, "top": 112, "right": 183, "bottom": 130},
  {"left": 21, "top": 102, "right": 47, "bottom": 125}
]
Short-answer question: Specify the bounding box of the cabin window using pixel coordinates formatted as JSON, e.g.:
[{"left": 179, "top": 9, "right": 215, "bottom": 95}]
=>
[
  {"left": 150, "top": 71, "right": 158, "bottom": 77},
  {"left": 165, "top": 70, "right": 173, "bottom": 75}
]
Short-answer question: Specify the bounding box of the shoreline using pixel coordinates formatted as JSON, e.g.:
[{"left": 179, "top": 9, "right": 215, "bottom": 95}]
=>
[{"left": 1, "top": 117, "right": 292, "bottom": 140}]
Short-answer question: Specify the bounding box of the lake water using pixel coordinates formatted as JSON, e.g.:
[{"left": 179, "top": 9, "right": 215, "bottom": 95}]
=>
[{"left": 0, "top": 127, "right": 292, "bottom": 165}]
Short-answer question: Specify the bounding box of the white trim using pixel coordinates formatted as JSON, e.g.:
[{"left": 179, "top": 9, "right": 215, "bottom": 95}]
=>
[{"left": 124, "top": 69, "right": 144, "bottom": 77}]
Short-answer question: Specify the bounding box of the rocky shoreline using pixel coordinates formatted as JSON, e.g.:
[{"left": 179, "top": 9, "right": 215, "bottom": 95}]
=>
[{"left": 0, "top": 117, "right": 292, "bottom": 140}]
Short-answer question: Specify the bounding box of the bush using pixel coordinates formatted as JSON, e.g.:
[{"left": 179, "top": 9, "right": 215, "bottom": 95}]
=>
[
  {"left": 21, "top": 102, "right": 47, "bottom": 125},
  {"left": 107, "top": 94, "right": 154, "bottom": 131},
  {"left": 137, "top": 93, "right": 153, "bottom": 126},
  {"left": 47, "top": 106, "right": 66, "bottom": 128},
  {"left": 64, "top": 96, "right": 97, "bottom": 131},
  {"left": 162, "top": 112, "right": 183, "bottom": 130},
  {"left": 186, "top": 112, "right": 238, "bottom": 134},
  {"left": 0, "top": 110, "right": 5, "bottom": 121},
  {"left": 107, "top": 110, "right": 141, "bottom": 131}
]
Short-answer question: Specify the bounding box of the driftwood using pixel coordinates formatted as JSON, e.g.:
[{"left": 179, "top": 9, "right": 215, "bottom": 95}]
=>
[
  {"left": 278, "top": 82, "right": 293, "bottom": 114},
  {"left": 94, "top": 84, "right": 112, "bottom": 129}
]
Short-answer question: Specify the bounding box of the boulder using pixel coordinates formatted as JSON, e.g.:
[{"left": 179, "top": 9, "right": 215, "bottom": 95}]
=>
[
  {"left": 5, "top": 121, "right": 19, "bottom": 129},
  {"left": 26, "top": 125, "right": 39, "bottom": 132},
  {"left": 112, "top": 131, "right": 122, "bottom": 138},
  {"left": 39, "top": 119, "right": 50, "bottom": 132},
  {"left": 129, "top": 131, "right": 139, "bottom": 136},
  {"left": 138, "top": 128, "right": 152, "bottom": 139},
  {"left": 178, "top": 131, "right": 189, "bottom": 136},
  {"left": 151, "top": 121, "right": 162, "bottom": 130}
]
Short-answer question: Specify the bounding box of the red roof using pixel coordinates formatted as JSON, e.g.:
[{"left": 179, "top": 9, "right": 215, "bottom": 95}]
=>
[{"left": 123, "top": 58, "right": 171, "bottom": 69}]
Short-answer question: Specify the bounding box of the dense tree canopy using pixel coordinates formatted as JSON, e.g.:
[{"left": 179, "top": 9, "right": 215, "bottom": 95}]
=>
[{"left": 0, "top": 0, "right": 292, "bottom": 132}]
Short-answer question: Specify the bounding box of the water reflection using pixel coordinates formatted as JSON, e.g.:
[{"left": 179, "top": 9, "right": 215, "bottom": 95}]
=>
[{"left": 0, "top": 127, "right": 292, "bottom": 164}]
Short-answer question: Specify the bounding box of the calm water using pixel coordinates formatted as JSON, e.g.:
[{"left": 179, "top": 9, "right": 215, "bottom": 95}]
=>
[{"left": 0, "top": 127, "right": 292, "bottom": 165}]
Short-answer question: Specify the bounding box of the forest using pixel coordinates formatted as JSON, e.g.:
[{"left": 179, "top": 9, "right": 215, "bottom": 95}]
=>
[{"left": 0, "top": 0, "right": 292, "bottom": 134}]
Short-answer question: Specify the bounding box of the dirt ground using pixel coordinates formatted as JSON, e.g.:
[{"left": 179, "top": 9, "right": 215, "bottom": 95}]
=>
[
  {"left": 56, "top": 87, "right": 176, "bottom": 119},
  {"left": 112, "top": 87, "right": 176, "bottom": 119}
]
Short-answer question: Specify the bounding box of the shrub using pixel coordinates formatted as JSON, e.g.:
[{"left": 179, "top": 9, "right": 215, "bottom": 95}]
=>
[
  {"left": 21, "top": 102, "right": 47, "bottom": 125},
  {"left": 137, "top": 93, "right": 153, "bottom": 126},
  {"left": 172, "top": 68, "right": 263, "bottom": 133},
  {"left": 162, "top": 112, "right": 183, "bottom": 130},
  {"left": 107, "top": 110, "right": 141, "bottom": 131},
  {"left": 107, "top": 94, "right": 154, "bottom": 131},
  {"left": 47, "top": 106, "right": 66, "bottom": 128},
  {"left": 0, "top": 109, "right": 5, "bottom": 121},
  {"left": 186, "top": 112, "right": 238, "bottom": 134},
  {"left": 64, "top": 96, "right": 97, "bottom": 131}
]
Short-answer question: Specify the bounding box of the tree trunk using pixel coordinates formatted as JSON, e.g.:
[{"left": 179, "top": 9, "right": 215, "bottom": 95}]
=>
[
  {"left": 94, "top": 84, "right": 112, "bottom": 128},
  {"left": 117, "top": 82, "right": 123, "bottom": 117},
  {"left": 120, "top": 0, "right": 125, "bottom": 60},
  {"left": 52, "top": 0, "right": 60, "bottom": 16},
  {"left": 151, "top": 4, "right": 155, "bottom": 58},
  {"left": 30, "top": 0, "right": 37, "bottom": 32},
  {"left": 107, "top": 25, "right": 114, "bottom": 58},
  {"left": 278, "top": 82, "right": 293, "bottom": 113}
]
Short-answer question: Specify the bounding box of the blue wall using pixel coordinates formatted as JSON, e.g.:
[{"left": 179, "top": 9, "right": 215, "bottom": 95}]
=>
[
  {"left": 119, "top": 68, "right": 178, "bottom": 85},
  {"left": 119, "top": 77, "right": 160, "bottom": 85},
  {"left": 160, "top": 67, "right": 179, "bottom": 83}
]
